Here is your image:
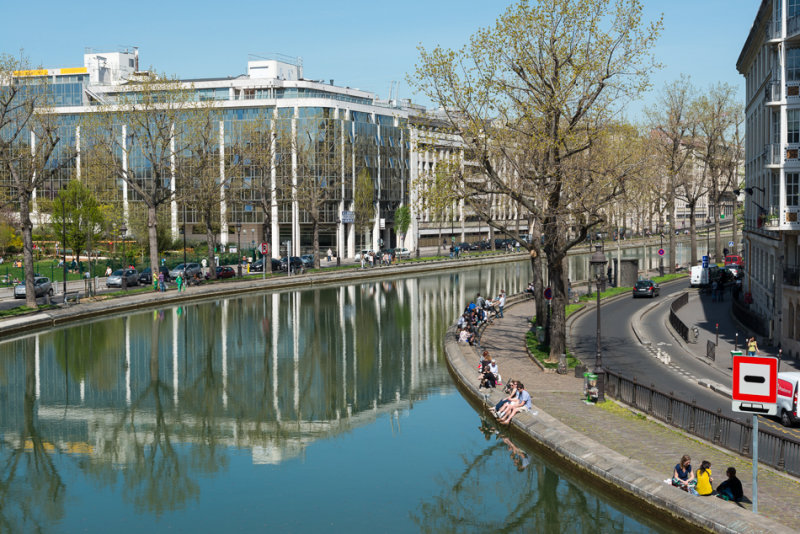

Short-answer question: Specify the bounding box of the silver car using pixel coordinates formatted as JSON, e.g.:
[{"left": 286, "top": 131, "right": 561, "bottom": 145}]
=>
[
  {"left": 106, "top": 269, "right": 139, "bottom": 288},
  {"left": 14, "top": 277, "right": 54, "bottom": 299},
  {"left": 169, "top": 262, "right": 202, "bottom": 280}
]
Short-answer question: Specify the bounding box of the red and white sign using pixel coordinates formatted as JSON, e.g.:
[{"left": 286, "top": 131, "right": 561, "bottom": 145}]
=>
[
  {"left": 732, "top": 356, "right": 778, "bottom": 415},
  {"left": 260, "top": 242, "right": 269, "bottom": 255}
]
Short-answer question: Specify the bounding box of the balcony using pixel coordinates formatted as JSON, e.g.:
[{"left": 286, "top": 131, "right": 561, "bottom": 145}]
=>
[
  {"left": 765, "top": 80, "right": 782, "bottom": 105},
  {"left": 768, "top": 18, "right": 783, "bottom": 42},
  {"left": 765, "top": 143, "right": 782, "bottom": 167}
]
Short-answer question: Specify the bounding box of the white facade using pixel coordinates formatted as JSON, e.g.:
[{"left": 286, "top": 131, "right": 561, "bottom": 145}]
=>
[{"left": 738, "top": 0, "right": 800, "bottom": 350}]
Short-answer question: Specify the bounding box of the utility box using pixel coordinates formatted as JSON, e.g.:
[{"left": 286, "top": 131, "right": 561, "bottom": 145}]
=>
[{"left": 620, "top": 259, "right": 639, "bottom": 287}]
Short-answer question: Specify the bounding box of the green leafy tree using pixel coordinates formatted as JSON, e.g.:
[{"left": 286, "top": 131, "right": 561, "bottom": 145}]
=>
[
  {"left": 353, "top": 168, "right": 374, "bottom": 250},
  {"left": 0, "top": 222, "right": 22, "bottom": 257},
  {"left": 395, "top": 204, "right": 411, "bottom": 248},
  {"left": 47, "top": 180, "right": 104, "bottom": 266}
]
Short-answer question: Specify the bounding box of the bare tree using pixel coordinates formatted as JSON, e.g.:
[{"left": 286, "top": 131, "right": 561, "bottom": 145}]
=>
[
  {"left": 0, "top": 53, "right": 73, "bottom": 307},
  {"left": 411, "top": 0, "right": 662, "bottom": 360}
]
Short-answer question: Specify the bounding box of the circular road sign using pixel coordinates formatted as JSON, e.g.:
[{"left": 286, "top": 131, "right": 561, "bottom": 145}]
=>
[
  {"left": 544, "top": 287, "right": 552, "bottom": 300},
  {"left": 658, "top": 248, "right": 665, "bottom": 256},
  {"left": 728, "top": 241, "right": 735, "bottom": 247}
]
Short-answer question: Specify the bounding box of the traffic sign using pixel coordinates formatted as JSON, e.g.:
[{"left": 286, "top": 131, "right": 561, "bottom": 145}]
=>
[
  {"left": 732, "top": 355, "right": 778, "bottom": 415},
  {"left": 702, "top": 255, "right": 709, "bottom": 268},
  {"left": 260, "top": 242, "right": 269, "bottom": 255},
  {"left": 657, "top": 248, "right": 665, "bottom": 256},
  {"left": 544, "top": 287, "right": 552, "bottom": 300},
  {"left": 728, "top": 241, "right": 735, "bottom": 247}
]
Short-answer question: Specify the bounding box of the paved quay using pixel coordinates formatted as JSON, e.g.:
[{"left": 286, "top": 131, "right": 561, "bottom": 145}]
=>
[{"left": 444, "top": 295, "right": 800, "bottom": 533}]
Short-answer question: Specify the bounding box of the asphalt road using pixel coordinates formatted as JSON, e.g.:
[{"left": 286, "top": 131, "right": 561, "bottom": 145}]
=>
[{"left": 570, "top": 280, "right": 800, "bottom": 441}]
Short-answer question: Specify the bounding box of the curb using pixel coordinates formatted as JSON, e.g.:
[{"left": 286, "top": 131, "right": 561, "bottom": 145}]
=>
[{"left": 446, "top": 299, "right": 795, "bottom": 534}]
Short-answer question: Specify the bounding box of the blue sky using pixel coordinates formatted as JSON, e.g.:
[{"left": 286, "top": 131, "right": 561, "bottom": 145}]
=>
[{"left": 2, "top": 0, "right": 759, "bottom": 122}]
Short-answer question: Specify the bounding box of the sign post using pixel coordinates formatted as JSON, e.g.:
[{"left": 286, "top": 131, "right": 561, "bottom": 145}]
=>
[{"left": 732, "top": 355, "right": 778, "bottom": 514}]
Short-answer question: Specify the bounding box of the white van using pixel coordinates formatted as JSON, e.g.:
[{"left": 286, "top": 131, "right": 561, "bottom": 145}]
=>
[
  {"left": 690, "top": 265, "right": 709, "bottom": 288},
  {"left": 777, "top": 372, "right": 800, "bottom": 426}
]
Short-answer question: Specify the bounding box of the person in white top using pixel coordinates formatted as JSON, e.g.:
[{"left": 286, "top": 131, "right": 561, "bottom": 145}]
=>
[{"left": 497, "top": 290, "right": 506, "bottom": 318}]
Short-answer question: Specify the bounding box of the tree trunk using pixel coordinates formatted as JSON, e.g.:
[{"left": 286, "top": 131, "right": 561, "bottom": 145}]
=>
[
  {"left": 546, "top": 252, "right": 567, "bottom": 362},
  {"left": 206, "top": 227, "right": 217, "bottom": 280},
  {"left": 713, "top": 197, "right": 722, "bottom": 262},
  {"left": 313, "top": 217, "right": 320, "bottom": 269},
  {"left": 530, "top": 221, "right": 546, "bottom": 328},
  {"left": 262, "top": 215, "right": 272, "bottom": 273},
  {"left": 667, "top": 197, "right": 676, "bottom": 274},
  {"left": 732, "top": 202, "right": 739, "bottom": 255},
  {"left": 147, "top": 205, "right": 159, "bottom": 280},
  {"left": 20, "top": 195, "right": 37, "bottom": 309}
]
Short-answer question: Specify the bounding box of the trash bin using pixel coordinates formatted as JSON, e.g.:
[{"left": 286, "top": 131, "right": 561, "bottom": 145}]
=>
[
  {"left": 536, "top": 326, "right": 545, "bottom": 343},
  {"left": 584, "top": 372, "right": 599, "bottom": 402},
  {"left": 730, "top": 350, "right": 743, "bottom": 358}
]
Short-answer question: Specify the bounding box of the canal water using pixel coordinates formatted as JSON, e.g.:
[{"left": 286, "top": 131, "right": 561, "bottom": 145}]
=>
[{"left": 0, "top": 262, "right": 669, "bottom": 532}]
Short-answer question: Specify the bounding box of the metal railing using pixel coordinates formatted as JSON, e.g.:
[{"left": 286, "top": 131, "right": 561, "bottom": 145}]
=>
[
  {"left": 669, "top": 292, "right": 690, "bottom": 342},
  {"left": 706, "top": 339, "right": 716, "bottom": 361},
  {"left": 765, "top": 80, "right": 782, "bottom": 104},
  {"left": 604, "top": 370, "right": 800, "bottom": 475}
]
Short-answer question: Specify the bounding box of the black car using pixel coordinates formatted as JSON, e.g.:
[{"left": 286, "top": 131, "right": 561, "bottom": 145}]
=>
[
  {"left": 280, "top": 256, "right": 304, "bottom": 273},
  {"left": 138, "top": 267, "right": 153, "bottom": 285},
  {"left": 251, "top": 258, "right": 282, "bottom": 272},
  {"left": 632, "top": 280, "right": 660, "bottom": 298}
]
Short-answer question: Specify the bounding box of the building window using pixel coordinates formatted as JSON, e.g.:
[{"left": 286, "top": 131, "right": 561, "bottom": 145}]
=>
[
  {"left": 791, "top": 0, "right": 800, "bottom": 18},
  {"left": 789, "top": 48, "right": 800, "bottom": 82},
  {"left": 788, "top": 172, "right": 800, "bottom": 206},
  {"left": 789, "top": 109, "right": 800, "bottom": 143}
]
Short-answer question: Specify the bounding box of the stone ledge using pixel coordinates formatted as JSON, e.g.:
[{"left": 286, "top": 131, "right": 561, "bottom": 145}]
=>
[{"left": 444, "top": 316, "right": 794, "bottom": 534}]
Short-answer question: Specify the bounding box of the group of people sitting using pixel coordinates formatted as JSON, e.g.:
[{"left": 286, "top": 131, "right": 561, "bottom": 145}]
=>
[
  {"left": 456, "top": 291, "right": 507, "bottom": 345},
  {"left": 478, "top": 351, "right": 501, "bottom": 389},
  {"left": 671, "top": 455, "right": 744, "bottom": 501},
  {"left": 489, "top": 380, "right": 535, "bottom": 425}
]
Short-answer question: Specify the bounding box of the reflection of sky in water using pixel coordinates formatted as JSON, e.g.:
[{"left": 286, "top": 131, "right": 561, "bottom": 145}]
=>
[{"left": 0, "top": 262, "right": 664, "bottom": 532}]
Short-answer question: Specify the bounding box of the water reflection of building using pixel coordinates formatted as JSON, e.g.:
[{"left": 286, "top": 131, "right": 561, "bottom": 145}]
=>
[{"left": 0, "top": 266, "right": 527, "bottom": 467}]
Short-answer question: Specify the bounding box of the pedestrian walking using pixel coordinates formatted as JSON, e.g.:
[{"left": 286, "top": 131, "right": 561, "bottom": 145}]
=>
[
  {"left": 105, "top": 265, "right": 112, "bottom": 277},
  {"left": 497, "top": 290, "right": 506, "bottom": 318},
  {"left": 747, "top": 336, "right": 759, "bottom": 356},
  {"left": 176, "top": 273, "right": 184, "bottom": 292},
  {"left": 158, "top": 270, "right": 166, "bottom": 292},
  {"left": 327, "top": 248, "right": 333, "bottom": 262}
]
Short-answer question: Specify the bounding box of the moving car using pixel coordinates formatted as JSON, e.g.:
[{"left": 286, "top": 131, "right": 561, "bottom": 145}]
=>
[
  {"left": 14, "top": 277, "right": 54, "bottom": 299},
  {"left": 632, "top": 279, "right": 660, "bottom": 298},
  {"left": 106, "top": 269, "right": 139, "bottom": 288},
  {"left": 215, "top": 266, "right": 236, "bottom": 279},
  {"left": 169, "top": 262, "right": 201, "bottom": 280}
]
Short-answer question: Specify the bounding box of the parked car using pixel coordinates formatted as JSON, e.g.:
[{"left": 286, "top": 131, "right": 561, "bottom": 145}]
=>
[
  {"left": 776, "top": 372, "right": 800, "bottom": 426},
  {"left": 215, "top": 266, "right": 236, "bottom": 279},
  {"left": 724, "top": 254, "right": 744, "bottom": 267},
  {"left": 300, "top": 254, "right": 315, "bottom": 268},
  {"left": 14, "top": 277, "right": 53, "bottom": 299},
  {"left": 394, "top": 247, "right": 411, "bottom": 259},
  {"left": 106, "top": 269, "right": 139, "bottom": 288},
  {"left": 169, "top": 263, "right": 201, "bottom": 280},
  {"left": 138, "top": 267, "right": 153, "bottom": 285},
  {"left": 354, "top": 249, "right": 373, "bottom": 261},
  {"left": 632, "top": 279, "right": 660, "bottom": 298},
  {"left": 251, "top": 258, "right": 282, "bottom": 272},
  {"left": 280, "top": 256, "right": 304, "bottom": 272}
]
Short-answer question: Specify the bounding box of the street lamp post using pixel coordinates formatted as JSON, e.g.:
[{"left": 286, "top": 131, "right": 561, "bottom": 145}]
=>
[
  {"left": 416, "top": 214, "right": 421, "bottom": 259},
  {"left": 589, "top": 244, "right": 608, "bottom": 402},
  {"left": 120, "top": 224, "right": 128, "bottom": 292},
  {"left": 182, "top": 203, "right": 187, "bottom": 282},
  {"left": 60, "top": 190, "right": 67, "bottom": 296},
  {"left": 658, "top": 225, "right": 664, "bottom": 277},
  {"left": 705, "top": 217, "right": 711, "bottom": 260},
  {"left": 236, "top": 222, "right": 242, "bottom": 278}
]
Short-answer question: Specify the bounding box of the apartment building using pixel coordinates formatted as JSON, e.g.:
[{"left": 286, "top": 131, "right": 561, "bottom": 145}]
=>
[{"left": 738, "top": 0, "right": 800, "bottom": 350}]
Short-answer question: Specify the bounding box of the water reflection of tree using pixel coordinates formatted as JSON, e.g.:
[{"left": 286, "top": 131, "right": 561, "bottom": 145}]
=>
[
  {"left": 0, "top": 344, "right": 65, "bottom": 531},
  {"left": 412, "top": 419, "right": 640, "bottom": 533},
  {"left": 104, "top": 316, "right": 199, "bottom": 515},
  {"left": 52, "top": 320, "right": 122, "bottom": 391}
]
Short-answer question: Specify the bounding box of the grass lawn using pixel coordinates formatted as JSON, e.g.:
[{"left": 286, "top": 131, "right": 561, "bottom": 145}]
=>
[
  {"left": 0, "top": 304, "right": 59, "bottom": 318},
  {"left": 525, "top": 329, "right": 581, "bottom": 370}
]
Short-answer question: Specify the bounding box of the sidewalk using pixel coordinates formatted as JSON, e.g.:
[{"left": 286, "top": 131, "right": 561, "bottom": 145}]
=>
[
  {"left": 451, "top": 298, "right": 800, "bottom": 532},
  {"left": 675, "top": 290, "right": 796, "bottom": 373}
]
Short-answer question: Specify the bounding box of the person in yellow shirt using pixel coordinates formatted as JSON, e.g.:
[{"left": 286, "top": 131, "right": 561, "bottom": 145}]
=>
[{"left": 693, "top": 460, "right": 713, "bottom": 496}]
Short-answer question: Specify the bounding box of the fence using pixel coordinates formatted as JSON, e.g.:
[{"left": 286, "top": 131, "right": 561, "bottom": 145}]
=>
[
  {"left": 669, "top": 292, "right": 690, "bottom": 342},
  {"left": 604, "top": 370, "right": 800, "bottom": 475},
  {"left": 706, "top": 340, "right": 716, "bottom": 361}
]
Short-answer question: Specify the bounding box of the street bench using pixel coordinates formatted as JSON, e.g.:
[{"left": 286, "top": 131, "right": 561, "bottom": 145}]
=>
[{"left": 63, "top": 291, "right": 80, "bottom": 306}]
